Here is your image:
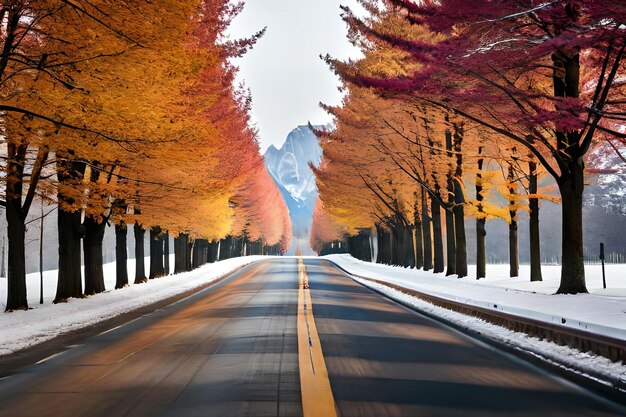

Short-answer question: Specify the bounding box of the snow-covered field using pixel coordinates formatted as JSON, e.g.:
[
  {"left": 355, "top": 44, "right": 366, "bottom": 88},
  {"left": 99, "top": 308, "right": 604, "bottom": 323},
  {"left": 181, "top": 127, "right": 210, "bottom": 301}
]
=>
[
  {"left": 323, "top": 254, "right": 626, "bottom": 385},
  {"left": 0, "top": 255, "right": 264, "bottom": 356}
]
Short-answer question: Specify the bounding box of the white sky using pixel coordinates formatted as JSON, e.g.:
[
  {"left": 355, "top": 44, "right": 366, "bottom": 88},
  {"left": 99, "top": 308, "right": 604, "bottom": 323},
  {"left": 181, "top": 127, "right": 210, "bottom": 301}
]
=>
[{"left": 227, "top": 0, "right": 363, "bottom": 152}]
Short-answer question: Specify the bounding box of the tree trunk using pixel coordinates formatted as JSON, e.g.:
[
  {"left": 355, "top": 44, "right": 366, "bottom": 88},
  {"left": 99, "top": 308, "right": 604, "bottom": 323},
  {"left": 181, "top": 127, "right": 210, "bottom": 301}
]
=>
[
  {"left": 232, "top": 236, "right": 239, "bottom": 259},
  {"left": 431, "top": 196, "right": 444, "bottom": 273},
  {"left": 115, "top": 223, "right": 128, "bottom": 289},
  {"left": 390, "top": 226, "right": 398, "bottom": 265},
  {"left": 203, "top": 239, "right": 211, "bottom": 263},
  {"left": 174, "top": 234, "right": 189, "bottom": 273},
  {"left": 557, "top": 161, "right": 587, "bottom": 293},
  {"left": 355, "top": 232, "right": 365, "bottom": 261},
  {"left": 208, "top": 240, "right": 219, "bottom": 263},
  {"left": 444, "top": 127, "right": 457, "bottom": 276},
  {"left": 394, "top": 225, "right": 411, "bottom": 268},
  {"left": 5, "top": 142, "right": 28, "bottom": 311},
  {"left": 453, "top": 123, "right": 468, "bottom": 278},
  {"left": 421, "top": 189, "right": 432, "bottom": 271},
  {"left": 528, "top": 161, "right": 542, "bottom": 282},
  {"left": 55, "top": 208, "right": 84, "bottom": 302},
  {"left": 476, "top": 218, "right": 486, "bottom": 279},
  {"left": 173, "top": 233, "right": 193, "bottom": 272},
  {"left": 552, "top": 50, "right": 586, "bottom": 293},
  {"left": 218, "top": 237, "right": 226, "bottom": 260},
  {"left": 445, "top": 197, "right": 456, "bottom": 276},
  {"left": 384, "top": 228, "right": 392, "bottom": 264},
  {"left": 5, "top": 200, "right": 26, "bottom": 311},
  {"left": 193, "top": 239, "right": 208, "bottom": 268},
  {"left": 164, "top": 231, "right": 170, "bottom": 275},
  {"left": 250, "top": 240, "right": 262, "bottom": 256},
  {"left": 149, "top": 226, "right": 165, "bottom": 279},
  {"left": 39, "top": 207, "right": 44, "bottom": 305},
  {"left": 83, "top": 216, "right": 106, "bottom": 295},
  {"left": 229, "top": 237, "right": 235, "bottom": 259},
  {"left": 55, "top": 158, "right": 86, "bottom": 303},
  {"left": 5, "top": 142, "right": 48, "bottom": 309},
  {"left": 219, "top": 236, "right": 232, "bottom": 260},
  {"left": 174, "top": 236, "right": 184, "bottom": 273},
  {"left": 415, "top": 221, "right": 424, "bottom": 269},
  {"left": 82, "top": 164, "right": 107, "bottom": 296},
  {"left": 508, "top": 165, "right": 519, "bottom": 278},
  {"left": 509, "top": 220, "right": 519, "bottom": 278},
  {"left": 390, "top": 222, "right": 402, "bottom": 266},
  {"left": 349, "top": 232, "right": 371, "bottom": 262},
  {"left": 348, "top": 235, "right": 357, "bottom": 260},
  {"left": 231, "top": 237, "right": 238, "bottom": 258},
  {"left": 186, "top": 237, "right": 194, "bottom": 271},
  {"left": 192, "top": 240, "right": 200, "bottom": 268},
  {"left": 453, "top": 179, "right": 468, "bottom": 278},
  {"left": 375, "top": 224, "right": 383, "bottom": 264},
  {"left": 476, "top": 150, "right": 486, "bottom": 279},
  {"left": 133, "top": 222, "right": 147, "bottom": 284},
  {"left": 376, "top": 224, "right": 392, "bottom": 264},
  {"left": 393, "top": 223, "right": 414, "bottom": 268},
  {"left": 404, "top": 226, "right": 415, "bottom": 268}
]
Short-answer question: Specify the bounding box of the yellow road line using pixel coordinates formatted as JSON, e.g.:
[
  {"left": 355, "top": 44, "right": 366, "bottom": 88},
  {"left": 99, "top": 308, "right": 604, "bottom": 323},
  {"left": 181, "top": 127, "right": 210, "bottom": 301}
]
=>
[{"left": 297, "top": 257, "right": 338, "bottom": 417}]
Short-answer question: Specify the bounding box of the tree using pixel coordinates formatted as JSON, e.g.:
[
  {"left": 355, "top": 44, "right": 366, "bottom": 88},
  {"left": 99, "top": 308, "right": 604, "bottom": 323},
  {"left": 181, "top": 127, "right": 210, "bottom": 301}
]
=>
[
  {"left": 310, "top": 198, "right": 346, "bottom": 254},
  {"left": 313, "top": 94, "right": 426, "bottom": 268},
  {"left": 2, "top": 116, "right": 49, "bottom": 310},
  {"left": 2, "top": 0, "right": 272, "bottom": 310},
  {"left": 0, "top": 0, "right": 202, "bottom": 308},
  {"left": 344, "top": 0, "right": 626, "bottom": 293},
  {"left": 231, "top": 163, "right": 292, "bottom": 255},
  {"left": 48, "top": 0, "right": 200, "bottom": 301}
]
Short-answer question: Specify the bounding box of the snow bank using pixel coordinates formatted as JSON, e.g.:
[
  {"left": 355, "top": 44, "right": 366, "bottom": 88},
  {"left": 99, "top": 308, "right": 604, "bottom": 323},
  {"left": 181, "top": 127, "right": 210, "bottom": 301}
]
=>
[
  {"left": 321, "top": 255, "right": 626, "bottom": 384},
  {"left": 0, "top": 256, "right": 263, "bottom": 356}
]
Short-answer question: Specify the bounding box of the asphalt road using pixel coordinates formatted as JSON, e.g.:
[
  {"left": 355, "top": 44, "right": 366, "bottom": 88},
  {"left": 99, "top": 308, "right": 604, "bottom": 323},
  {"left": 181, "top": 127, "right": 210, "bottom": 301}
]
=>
[{"left": 0, "top": 258, "right": 623, "bottom": 417}]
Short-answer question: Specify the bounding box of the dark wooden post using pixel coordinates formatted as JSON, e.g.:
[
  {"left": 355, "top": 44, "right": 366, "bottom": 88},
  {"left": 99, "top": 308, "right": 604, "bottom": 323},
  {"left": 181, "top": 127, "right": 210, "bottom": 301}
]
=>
[{"left": 600, "top": 242, "right": 606, "bottom": 289}]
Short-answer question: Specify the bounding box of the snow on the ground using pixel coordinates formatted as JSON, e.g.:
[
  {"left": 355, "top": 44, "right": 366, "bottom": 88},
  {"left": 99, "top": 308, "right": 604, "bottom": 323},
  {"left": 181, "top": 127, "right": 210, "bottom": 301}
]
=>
[
  {"left": 323, "top": 255, "right": 626, "bottom": 341},
  {"left": 0, "top": 256, "right": 264, "bottom": 356},
  {"left": 322, "top": 255, "right": 626, "bottom": 383}
]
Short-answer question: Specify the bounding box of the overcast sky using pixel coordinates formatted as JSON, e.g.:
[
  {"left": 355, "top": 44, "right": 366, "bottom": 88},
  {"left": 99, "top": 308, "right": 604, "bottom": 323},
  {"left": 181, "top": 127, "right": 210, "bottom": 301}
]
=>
[{"left": 227, "top": 0, "right": 363, "bottom": 153}]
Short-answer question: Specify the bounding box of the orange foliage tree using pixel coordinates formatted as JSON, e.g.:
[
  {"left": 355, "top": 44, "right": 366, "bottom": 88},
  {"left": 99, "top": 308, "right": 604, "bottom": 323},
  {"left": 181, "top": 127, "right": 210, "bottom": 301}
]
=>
[
  {"left": 314, "top": 1, "right": 557, "bottom": 281},
  {"left": 1, "top": 0, "right": 289, "bottom": 311}
]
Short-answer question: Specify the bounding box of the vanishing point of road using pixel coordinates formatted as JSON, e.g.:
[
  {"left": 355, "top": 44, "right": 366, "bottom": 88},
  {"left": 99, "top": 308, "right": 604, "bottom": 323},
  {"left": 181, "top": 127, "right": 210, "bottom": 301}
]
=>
[{"left": 0, "top": 258, "right": 623, "bottom": 417}]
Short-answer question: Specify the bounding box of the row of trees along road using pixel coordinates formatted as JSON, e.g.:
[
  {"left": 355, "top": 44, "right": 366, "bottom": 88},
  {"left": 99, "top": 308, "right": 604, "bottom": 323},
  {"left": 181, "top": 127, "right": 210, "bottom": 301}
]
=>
[
  {"left": 310, "top": 0, "right": 626, "bottom": 294},
  {"left": 1, "top": 1, "right": 291, "bottom": 312}
]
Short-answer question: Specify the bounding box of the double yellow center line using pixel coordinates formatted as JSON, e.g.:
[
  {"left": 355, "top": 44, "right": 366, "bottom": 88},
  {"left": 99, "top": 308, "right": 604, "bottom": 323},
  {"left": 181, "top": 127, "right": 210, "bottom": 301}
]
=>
[{"left": 297, "top": 258, "right": 338, "bottom": 417}]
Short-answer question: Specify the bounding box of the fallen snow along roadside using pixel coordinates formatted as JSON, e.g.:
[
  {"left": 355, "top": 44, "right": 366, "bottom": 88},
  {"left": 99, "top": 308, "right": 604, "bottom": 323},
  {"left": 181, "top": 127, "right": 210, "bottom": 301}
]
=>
[
  {"left": 323, "top": 254, "right": 626, "bottom": 341},
  {"left": 353, "top": 277, "right": 626, "bottom": 387},
  {"left": 0, "top": 256, "right": 265, "bottom": 356}
]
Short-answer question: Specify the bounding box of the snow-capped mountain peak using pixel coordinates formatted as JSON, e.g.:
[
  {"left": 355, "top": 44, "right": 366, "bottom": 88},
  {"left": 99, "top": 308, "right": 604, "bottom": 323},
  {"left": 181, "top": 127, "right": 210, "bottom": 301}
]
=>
[{"left": 264, "top": 125, "right": 323, "bottom": 254}]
